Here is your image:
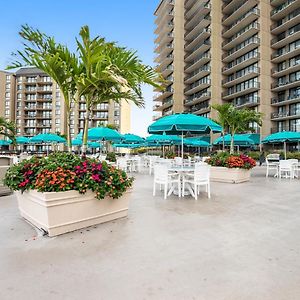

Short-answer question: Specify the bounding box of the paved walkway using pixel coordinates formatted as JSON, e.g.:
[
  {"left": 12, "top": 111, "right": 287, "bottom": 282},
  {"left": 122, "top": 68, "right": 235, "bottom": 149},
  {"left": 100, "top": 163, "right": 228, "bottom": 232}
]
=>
[{"left": 0, "top": 167, "right": 300, "bottom": 300}]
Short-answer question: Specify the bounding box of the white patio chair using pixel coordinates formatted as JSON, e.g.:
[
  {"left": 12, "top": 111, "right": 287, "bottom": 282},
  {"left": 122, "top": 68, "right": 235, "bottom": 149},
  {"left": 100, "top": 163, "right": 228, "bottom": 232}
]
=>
[
  {"left": 182, "top": 164, "right": 211, "bottom": 200},
  {"left": 174, "top": 157, "right": 183, "bottom": 166},
  {"left": 117, "top": 158, "right": 131, "bottom": 173},
  {"left": 266, "top": 158, "right": 279, "bottom": 177},
  {"left": 149, "top": 156, "right": 158, "bottom": 175},
  {"left": 153, "top": 164, "right": 181, "bottom": 199},
  {"left": 279, "top": 160, "right": 293, "bottom": 179},
  {"left": 288, "top": 159, "right": 299, "bottom": 178}
]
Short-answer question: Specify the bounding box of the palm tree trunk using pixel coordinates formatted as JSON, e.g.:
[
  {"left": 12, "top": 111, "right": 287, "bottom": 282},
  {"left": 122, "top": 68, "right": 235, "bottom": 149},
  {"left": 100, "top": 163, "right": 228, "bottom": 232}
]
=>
[
  {"left": 222, "top": 130, "right": 225, "bottom": 151},
  {"left": 66, "top": 110, "right": 72, "bottom": 153},
  {"left": 230, "top": 131, "right": 235, "bottom": 154},
  {"left": 82, "top": 108, "right": 90, "bottom": 157}
]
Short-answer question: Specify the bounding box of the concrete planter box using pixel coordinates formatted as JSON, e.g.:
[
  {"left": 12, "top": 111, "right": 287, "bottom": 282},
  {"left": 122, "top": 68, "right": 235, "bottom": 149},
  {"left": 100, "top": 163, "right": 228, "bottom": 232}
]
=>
[
  {"left": 210, "top": 166, "right": 251, "bottom": 183},
  {"left": 16, "top": 189, "right": 132, "bottom": 237}
]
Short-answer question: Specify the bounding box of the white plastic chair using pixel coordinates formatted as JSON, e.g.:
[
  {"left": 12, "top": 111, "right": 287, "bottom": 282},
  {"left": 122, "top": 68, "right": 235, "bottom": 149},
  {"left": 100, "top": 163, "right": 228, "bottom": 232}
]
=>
[
  {"left": 153, "top": 164, "right": 181, "bottom": 199},
  {"left": 182, "top": 164, "right": 211, "bottom": 199},
  {"left": 288, "top": 159, "right": 299, "bottom": 178},
  {"left": 149, "top": 156, "right": 158, "bottom": 175},
  {"left": 117, "top": 158, "right": 131, "bottom": 173},
  {"left": 174, "top": 157, "right": 183, "bottom": 166},
  {"left": 266, "top": 158, "right": 279, "bottom": 177},
  {"left": 279, "top": 160, "right": 293, "bottom": 179}
]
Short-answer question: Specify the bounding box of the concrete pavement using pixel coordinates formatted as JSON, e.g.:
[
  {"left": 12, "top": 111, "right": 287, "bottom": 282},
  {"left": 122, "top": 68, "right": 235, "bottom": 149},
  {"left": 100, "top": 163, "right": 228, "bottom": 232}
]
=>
[{"left": 0, "top": 167, "right": 300, "bottom": 300}]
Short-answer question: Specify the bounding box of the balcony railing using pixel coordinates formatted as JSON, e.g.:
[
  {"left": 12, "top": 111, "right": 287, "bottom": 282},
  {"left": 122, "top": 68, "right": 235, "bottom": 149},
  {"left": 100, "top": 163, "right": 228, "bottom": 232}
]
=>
[
  {"left": 271, "top": 94, "right": 300, "bottom": 104},
  {"left": 233, "top": 96, "right": 260, "bottom": 107},
  {"left": 222, "top": 7, "right": 260, "bottom": 34},
  {"left": 271, "top": 110, "right": 300, "bottom": 119},
  {"left": 271, "top": 0, "right": 296, "bottom": 16}
]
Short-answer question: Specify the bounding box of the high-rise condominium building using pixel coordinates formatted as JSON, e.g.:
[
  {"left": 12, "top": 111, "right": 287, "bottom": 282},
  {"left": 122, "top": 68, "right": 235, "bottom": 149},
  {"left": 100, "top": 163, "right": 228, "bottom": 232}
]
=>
[
  {"left": 0, "top": 67, "right": 131, "bottom": 141},
  {"left": 153, "top": 0, "right": 300, "bottom": 138}
]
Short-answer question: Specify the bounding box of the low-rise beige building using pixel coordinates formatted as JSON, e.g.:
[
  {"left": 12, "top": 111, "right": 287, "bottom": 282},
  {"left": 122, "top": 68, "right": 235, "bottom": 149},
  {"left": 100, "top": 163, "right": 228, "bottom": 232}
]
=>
[{"left": 153, "top": 0, "right": 300, "bottom": 138}]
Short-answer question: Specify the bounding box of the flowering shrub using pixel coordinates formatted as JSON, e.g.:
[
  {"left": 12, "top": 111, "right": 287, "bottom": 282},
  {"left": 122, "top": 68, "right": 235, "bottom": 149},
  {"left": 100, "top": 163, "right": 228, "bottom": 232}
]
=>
[
  {"left": 206, "top": 152, "right": 256, "bottom": 170},
  {"left": 4, "top": 152, "right": 133, "bottom": 199}
]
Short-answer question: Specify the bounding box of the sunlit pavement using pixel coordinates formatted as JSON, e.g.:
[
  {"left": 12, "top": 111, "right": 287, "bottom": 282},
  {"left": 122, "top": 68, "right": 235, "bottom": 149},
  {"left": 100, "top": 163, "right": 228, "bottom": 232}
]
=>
[{"left": 0, "top": 167, "right": 300, "bottom": 300}]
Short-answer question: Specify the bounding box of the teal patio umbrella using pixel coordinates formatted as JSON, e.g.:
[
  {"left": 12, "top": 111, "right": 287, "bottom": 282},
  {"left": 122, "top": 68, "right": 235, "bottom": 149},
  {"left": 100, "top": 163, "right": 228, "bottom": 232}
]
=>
[
  {"left": 122, "top": 133, "right": 144, "bottom": 144},
  {"left": 112, "top": 143, "right": 144, "bottom": 149},
  {"left": 30, "top": 133, "right": 66, "bottom": 154},
  {"left": 262, "top": 131, "right": 300, "bottom": 159},
  {"left": 0, "top": 140, "right": 12, "bottom": 146},
  {"left": 77, "top": 127, "right": 123, "bottom": 142},
  {"left": 213, "top": 134, "right": 257, "bottom": 146},
  {"left": 15, "top": 136, "right": 30, "bottom": 144},
  {"left": 30, "top": 133, "right": 66, "bottom": 143},
  {"left": 148, "top": 113, "right": 222, "bottom": 159}
]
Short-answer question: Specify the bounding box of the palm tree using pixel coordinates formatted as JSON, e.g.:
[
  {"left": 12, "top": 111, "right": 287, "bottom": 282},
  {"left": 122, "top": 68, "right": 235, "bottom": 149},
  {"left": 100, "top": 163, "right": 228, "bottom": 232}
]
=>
[
  {"left": 213, "top": 104, "right": 262, "bottom": 154},
  {"left": 211, "top": 103, "right": 231, "bottom": 151},
  {"left": 7, "top": 24, "right": 80, "bottom": 152},
  {"left": 0, "top": 117, "right": 16, "bottom": 145},
  {"left": 74, "top": 26, "right": 162, "bottom": 155}
]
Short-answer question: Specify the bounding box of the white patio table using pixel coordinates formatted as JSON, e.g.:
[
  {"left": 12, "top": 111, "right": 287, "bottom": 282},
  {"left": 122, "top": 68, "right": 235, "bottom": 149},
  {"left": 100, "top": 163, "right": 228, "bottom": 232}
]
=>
[{"left": 167, "top": 166, "right": 195, "bottom": 197}]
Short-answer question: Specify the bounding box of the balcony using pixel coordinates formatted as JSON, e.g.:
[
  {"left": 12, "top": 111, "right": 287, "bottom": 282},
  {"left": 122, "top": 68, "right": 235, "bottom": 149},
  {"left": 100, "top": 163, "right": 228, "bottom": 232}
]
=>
[
  {"left": 271, "top": 45, "right": 300, "bottom": 63},
  {"left": 271, "top": 78, "right": 300, "bottom": 91},
  {"left": 185, "top": 66, "right": 210, "bottom": 84},
  {"left": 271, "top": 110, "right": 300, "bottom": 120},
  {"left": 184, "top": 92, "right": 211, "bottom": 106},
  {"left": 222, "top": 82, "right": 260, "bottom": 100},
  {"left": 271, "top": 12, "right": 300, "bottom": 35},
  {"left": 185, "top": 7, "right": 211, "bottom": 30},
  {"left": 160, "top": 65, "right": 174, "bottom": 78},
  {"left": 223, "top": 66, "right": 260, "bottom": 87},
  {"left": 222, "top": 7, "right": 260, "bottom": 38},
  {"left": 222, "top": 23, "right": 259, "bottom": 51},
  {"left": 233, "top": 96, "right": 260, "bottom": 108},
  {"left": 185, "top": 80, "right": 211, "bottom": 96},
  {"left": 188, "top": 106, "right": 210, "bottom": 115},
  {"left": 154, "top": 32, "right": 173, "bottom": 49},
  {"left": 154, "top": 41, "right": 173, "bottom": 55},
  {"left": 155, "top": 8, "right": 174, "bottom": 27},
  {"left": 222, "top": 0, "right": 258, "bottom": 26},
  {"left": 185, "top": 29, "right": 211, "bottom": 52},
  {"left": 153, "top": 100, "right": 173, "bottom": 111},
  {"left": 185, "top": 53, "right": 210, "bottom": 73},
  {"left": 185, "top": 21, "right": 211, "bottom": 43},
  {"left": 185, "top": 41, "right": 211, "bottom": 63},
  {"left": 185, "top": 1, "right": 210, "bottom": 21},
  {"left": 154, "top": 21, "right": 174, "bottom": 36},
  {"left": 153, "top": 88, "right": 174, "bottom": 101},
  {"left": 271, "top": 61, "right": 300, "bottom": 77},
  {"left": 271, "top": 0, "right": 299, "bottom": 21},
  {"left": 222, "top": 37, "right": 259, "bottom": 62},
  {"left": 271, "top": 94, "right": 300, "bottom": 106},
  {"left": 271, "top": 29, "right": 300, "bottom": 49},
  {"left": 155, "top": 54, "right": 174, "bottom": 71},
  {"left": 222, "top": 53, "right": 260, "bottom": 75}
]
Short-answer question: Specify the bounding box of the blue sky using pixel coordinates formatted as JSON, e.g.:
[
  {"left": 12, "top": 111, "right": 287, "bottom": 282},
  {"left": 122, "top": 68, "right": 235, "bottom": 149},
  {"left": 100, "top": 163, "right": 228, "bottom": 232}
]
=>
[{"left": 0, "top": 0, "right": 158, "bottom": 136}]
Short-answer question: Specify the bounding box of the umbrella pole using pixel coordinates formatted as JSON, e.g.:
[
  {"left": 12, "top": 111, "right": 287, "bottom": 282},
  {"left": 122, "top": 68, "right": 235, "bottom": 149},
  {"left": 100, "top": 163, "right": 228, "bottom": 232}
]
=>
[
  {"left": 284, "top": 141, "right": 287, "bottom": 160},
  {"left": 181, "top": 132, "right": 184, "bottom": 160}
]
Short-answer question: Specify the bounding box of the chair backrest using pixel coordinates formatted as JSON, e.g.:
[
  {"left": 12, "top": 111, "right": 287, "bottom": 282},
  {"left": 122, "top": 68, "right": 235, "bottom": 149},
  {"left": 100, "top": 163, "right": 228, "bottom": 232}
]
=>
[
  {"left": 266, "top": 153, "right": 280, "bottom": 161},
  {"left": 288, "top": 159, "right": 298, "bottom": 165},
  {"left": 194, "top": 164, "right": 210, "bottom": 181},
  {"left": 279, "top": 160, "right": 292, "bottom": 169},
  {"left": 174, "top": 157, "right": 183, "bottom": 165},
  {"left": 117, "top": 158, "right": 128, "bottom": 169},
  {"left": 154, "top": 164, "right": 169, "bottom": 181}
]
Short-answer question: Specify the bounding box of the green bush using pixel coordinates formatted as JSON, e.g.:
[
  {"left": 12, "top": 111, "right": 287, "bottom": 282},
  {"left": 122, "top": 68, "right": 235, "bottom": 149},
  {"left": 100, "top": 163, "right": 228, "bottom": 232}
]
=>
[
  {"left": 286, "top": 152, "right": 300, "bottom": 160},
  {"left": 105, "top": 152, "right": 116, "bottom": 162}
]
